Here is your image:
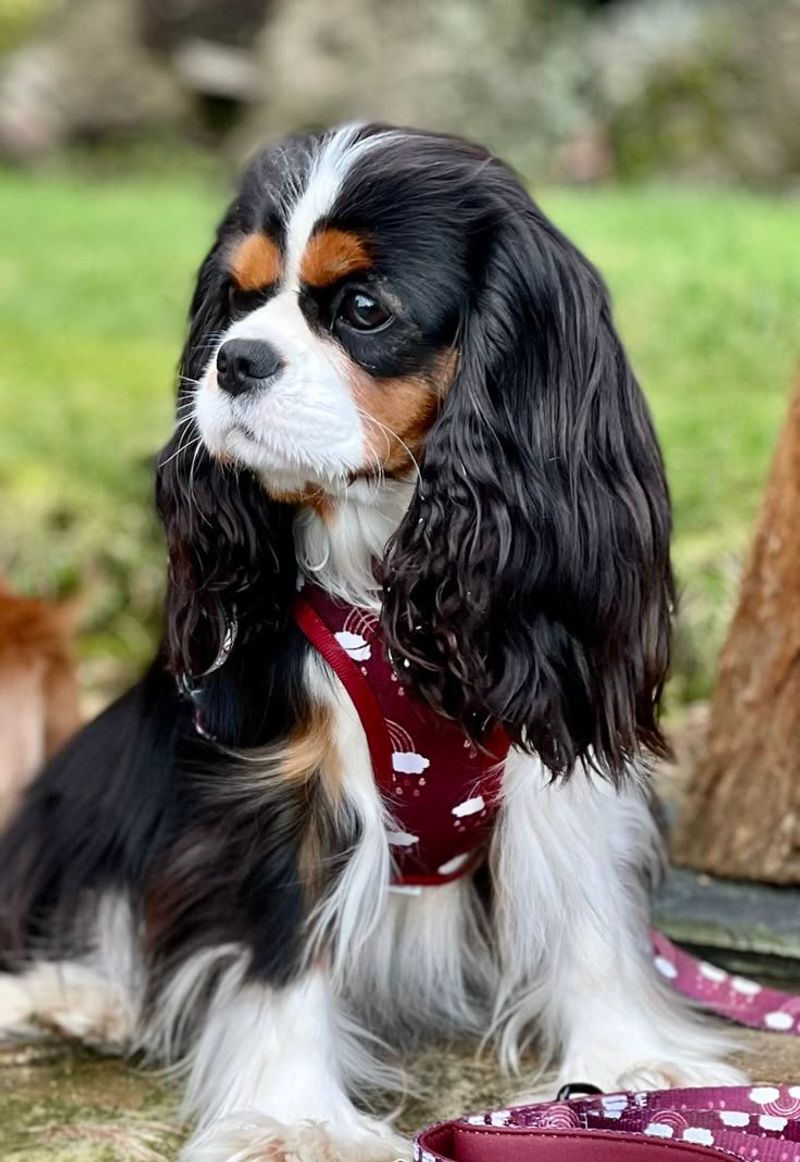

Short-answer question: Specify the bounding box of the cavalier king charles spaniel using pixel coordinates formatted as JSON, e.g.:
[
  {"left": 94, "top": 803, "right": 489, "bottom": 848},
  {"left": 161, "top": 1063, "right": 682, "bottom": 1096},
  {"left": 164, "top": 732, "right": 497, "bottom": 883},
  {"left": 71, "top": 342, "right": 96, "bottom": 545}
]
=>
[{"left": 0, "top": 125, "right": 742, "bottom": 1161}]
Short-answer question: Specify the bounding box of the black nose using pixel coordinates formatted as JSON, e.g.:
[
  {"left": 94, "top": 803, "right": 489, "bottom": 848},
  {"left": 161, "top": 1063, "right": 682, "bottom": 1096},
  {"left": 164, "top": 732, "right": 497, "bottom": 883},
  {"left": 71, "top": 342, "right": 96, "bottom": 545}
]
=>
[{"left": 216, "top": 339, "right": 284, "bottom": 397}]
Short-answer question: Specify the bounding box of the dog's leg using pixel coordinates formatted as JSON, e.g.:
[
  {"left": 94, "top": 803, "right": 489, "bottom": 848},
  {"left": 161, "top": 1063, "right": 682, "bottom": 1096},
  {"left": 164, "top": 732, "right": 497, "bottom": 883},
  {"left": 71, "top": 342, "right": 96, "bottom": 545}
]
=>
[
  {"left": 491, "top": 753, "right": 746, "bottom": 1094},
  {"left": 179, "top": 960, "right": 406, "bottom": 1162},
  {"left": 0, "top": 960, "right": 137, "bottom": 1049},
  {"left": 0, "top": 894, "right": 140, "bottom": 1051}
]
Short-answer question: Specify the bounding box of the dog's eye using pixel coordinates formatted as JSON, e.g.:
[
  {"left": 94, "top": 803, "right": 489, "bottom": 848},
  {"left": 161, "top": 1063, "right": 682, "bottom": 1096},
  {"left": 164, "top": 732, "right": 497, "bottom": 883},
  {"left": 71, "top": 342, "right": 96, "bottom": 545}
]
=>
[{"left": 336, "top": 289, "right": 393, "bottom": 333}]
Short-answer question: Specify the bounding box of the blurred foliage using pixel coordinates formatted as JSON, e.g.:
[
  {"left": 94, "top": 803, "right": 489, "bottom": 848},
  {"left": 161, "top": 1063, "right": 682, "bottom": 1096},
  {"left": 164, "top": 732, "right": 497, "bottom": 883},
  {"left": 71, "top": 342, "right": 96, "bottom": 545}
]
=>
[
  {"left": 0, "top": 165, "right": 797, "bottom": 705},
  {"left": 602, "top": 1, "right": 800, "bottom": 185},
  {"left": 243, "top": 0, "right": 800, "bottom": 187},
  {"left": 0, "top": 0, "right": 51, "bottom": 54},
  {"left": 1, "top": 0, "right": 799, "bottom": 186}
]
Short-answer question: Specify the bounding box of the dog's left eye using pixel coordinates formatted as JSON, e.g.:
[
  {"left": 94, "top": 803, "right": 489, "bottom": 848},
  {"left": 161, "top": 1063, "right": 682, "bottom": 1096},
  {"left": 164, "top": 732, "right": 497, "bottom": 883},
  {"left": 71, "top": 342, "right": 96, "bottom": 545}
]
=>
[{"left": 335, "top": 289, "right": 393, "bottom": 333}]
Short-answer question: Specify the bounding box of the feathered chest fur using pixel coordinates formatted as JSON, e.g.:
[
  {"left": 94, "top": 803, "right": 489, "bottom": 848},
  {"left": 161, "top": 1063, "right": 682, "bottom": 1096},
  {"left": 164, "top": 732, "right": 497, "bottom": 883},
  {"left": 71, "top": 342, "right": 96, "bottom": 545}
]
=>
[{"left": 295, "top": 582, "right": 510, "bottom": 886}]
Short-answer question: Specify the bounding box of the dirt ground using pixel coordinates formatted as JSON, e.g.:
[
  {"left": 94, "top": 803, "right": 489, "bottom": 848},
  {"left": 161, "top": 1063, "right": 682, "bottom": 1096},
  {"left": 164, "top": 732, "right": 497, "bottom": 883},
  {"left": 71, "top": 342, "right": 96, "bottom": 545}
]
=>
[{"left": 2, "top": 1025, "right": 800, "bottom": 1161}]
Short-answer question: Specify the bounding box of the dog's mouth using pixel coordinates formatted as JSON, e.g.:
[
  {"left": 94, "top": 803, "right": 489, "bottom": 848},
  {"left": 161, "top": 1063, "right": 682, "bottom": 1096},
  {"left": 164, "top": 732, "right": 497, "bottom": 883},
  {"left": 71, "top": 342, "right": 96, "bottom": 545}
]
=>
[
  {"left": 230, "top": 420, "right": 262, "bottom": 445},
  {"left": 218, "top": 423, "right": 363, "bottom": 499}
]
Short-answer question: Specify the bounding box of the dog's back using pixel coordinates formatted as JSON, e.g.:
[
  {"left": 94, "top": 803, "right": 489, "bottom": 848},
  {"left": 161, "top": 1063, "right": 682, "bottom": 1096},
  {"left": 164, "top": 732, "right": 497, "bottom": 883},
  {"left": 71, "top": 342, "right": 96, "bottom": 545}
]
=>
[{"left": 0, "top": 583, "right": 81, "bottom": 826}]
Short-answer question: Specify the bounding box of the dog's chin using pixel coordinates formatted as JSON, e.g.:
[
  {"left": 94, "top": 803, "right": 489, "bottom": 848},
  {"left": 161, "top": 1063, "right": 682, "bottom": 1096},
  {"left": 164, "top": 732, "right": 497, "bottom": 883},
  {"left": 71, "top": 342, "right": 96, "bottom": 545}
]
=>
[{"left": 200, "top": 423, "right": 358, "bottom": 499}]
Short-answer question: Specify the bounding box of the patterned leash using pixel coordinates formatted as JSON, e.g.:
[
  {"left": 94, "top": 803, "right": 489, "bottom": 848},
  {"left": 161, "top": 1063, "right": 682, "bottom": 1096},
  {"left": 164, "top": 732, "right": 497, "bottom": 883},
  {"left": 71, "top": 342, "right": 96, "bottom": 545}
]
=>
[
  {"left": 416, "top": 1085, "right": 800, "bottom": 1162},
  {"left": 652, "top": 930, "right": 800, "bottom": 1034},
  {"left": 416, "top": 935, "right": 800, "bottom": 1160}
]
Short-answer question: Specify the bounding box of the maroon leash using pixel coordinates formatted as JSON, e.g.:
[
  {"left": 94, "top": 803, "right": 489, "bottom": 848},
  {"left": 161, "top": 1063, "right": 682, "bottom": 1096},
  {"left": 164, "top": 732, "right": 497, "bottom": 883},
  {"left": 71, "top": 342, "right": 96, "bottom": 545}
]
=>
[
  {"left": 416, "top": 1085, "right": 800, "bottom": 1161},
  {"left": 652, "top": 931, "right": 800, "bottom": 1035},
  {"left": 416, "top": 943, "right": 800, "bottom": 1160}
]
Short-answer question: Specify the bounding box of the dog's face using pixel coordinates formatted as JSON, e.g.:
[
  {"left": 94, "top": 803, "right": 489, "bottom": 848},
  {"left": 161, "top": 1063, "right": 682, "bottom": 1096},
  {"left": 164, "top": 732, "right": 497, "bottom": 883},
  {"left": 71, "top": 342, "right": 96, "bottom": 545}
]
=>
[
  {"left": 161, "top": 125, "right": 675, "bottom": 778},
  {"left": 193, "top": 127, "right": 469, "bottom": 499}
]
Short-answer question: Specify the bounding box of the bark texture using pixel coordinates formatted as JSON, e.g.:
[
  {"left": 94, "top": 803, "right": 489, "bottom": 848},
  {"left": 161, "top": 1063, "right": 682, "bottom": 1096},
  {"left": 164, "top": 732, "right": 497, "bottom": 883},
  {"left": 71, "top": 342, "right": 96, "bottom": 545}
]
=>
[{"left": 674, "top": 384, "right": 800, "bottom": 882}]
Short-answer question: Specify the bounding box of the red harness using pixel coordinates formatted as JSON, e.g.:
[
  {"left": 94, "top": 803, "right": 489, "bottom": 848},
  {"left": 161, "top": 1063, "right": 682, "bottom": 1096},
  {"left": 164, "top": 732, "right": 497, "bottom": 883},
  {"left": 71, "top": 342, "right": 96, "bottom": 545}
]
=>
[{"left": 294, "top": 584, "right": 510, "bottom": 887}]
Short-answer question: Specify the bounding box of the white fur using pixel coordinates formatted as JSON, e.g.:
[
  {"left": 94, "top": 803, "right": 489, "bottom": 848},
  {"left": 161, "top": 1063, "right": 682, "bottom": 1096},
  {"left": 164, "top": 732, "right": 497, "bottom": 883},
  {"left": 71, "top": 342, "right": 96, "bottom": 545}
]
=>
[
  {"left": 491, "top": 752, "right": 745, "bottom": 1092},
  {"left": 138, "top": 942, "right": 244, "bottom": 1065},
  {"left": 344, "top": 878, "right": 493, "bottom": 1042},
  {"left": 181, "top": 968, "right": 406, "bottom": 1162},
  {"left": 295, "top": 476, "right": 415, "bottom": 609},
  {"left": 283, "top": 125, "right": 388, "bottom": 291},
  {"left": 0, "top": 893, "right": 140, "bottom": 1050},
  {"left": 306, "top": 655, "right": 394, "bottom": 984},
  {"left": 194, "top": 288, "right": 367, "bottom": 488}
]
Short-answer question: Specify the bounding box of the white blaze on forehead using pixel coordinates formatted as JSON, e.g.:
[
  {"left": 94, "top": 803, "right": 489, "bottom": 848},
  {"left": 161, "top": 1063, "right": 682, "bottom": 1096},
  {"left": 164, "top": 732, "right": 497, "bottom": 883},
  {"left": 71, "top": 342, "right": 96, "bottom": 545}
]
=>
[{"left": 284, "top": 124, "right": 389, "bottom": 287}]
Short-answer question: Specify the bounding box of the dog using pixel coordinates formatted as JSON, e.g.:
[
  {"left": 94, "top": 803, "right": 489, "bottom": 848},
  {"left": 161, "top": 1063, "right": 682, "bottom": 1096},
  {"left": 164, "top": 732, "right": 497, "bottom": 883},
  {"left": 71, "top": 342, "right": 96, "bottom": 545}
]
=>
[
  {"left": 0, "top": 125, "right": 743, "bottom": 1161},
  {"left": 0, "top": 581, "right": 80, "bottom": 829}
]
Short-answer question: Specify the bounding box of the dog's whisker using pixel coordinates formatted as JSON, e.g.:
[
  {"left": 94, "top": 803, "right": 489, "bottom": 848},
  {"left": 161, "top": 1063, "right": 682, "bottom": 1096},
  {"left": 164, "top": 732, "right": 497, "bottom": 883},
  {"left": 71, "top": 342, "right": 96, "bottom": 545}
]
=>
[
  {"left": 187, "top": 437, "right": 213, "bottom": 529},
  {"left": 354, "top": 407, "right": 420, "bottom": 484},
  {"left": 158, "top": 433, "right": 202, "bottom": 470}
]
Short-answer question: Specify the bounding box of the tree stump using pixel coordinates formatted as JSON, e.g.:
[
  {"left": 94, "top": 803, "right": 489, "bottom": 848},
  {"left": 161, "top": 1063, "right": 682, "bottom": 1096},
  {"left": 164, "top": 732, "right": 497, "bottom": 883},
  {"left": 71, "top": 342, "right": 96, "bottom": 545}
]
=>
[{"left": 674, "top": 382, "right": 800, "bottom": 883}]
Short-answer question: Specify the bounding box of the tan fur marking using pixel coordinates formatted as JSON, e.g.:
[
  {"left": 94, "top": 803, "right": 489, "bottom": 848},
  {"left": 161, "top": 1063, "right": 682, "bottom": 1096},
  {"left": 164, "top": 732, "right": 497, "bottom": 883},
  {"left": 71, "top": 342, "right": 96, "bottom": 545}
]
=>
[
  {"left": 290, "top": 706, "right": 343, "bottom": 898},
  {"left": 144, "top": 704, "right": 341, "bottom": 951},
  {"left": 280, "top": 705, "right": 338, "bottom": 786},
  {"left": 352, "top": 348, "right": 458, "bottom": 474},
  {"left": 229, "top": 233, "right": 282, "bottom": 291},
  {"left": 265, "top": 485, "right": 336, "bottom": 522},
  {"left": 300, "top": 229, "right": 371, "bottom": 288}
]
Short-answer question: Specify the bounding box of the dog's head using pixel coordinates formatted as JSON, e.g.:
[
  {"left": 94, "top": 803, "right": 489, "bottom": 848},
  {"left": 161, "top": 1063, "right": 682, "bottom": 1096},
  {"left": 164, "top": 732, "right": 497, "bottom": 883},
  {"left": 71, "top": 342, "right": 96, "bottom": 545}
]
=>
[{"left": 158, "top": 125, "right": 673, "bottom": 776}]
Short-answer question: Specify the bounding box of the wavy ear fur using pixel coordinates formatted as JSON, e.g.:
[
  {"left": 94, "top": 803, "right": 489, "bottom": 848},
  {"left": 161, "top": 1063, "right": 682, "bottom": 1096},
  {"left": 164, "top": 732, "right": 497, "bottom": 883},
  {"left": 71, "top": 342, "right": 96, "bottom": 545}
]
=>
[
  {"left": 156, "top": 237, "right": 296, "bottom": 685},
  {"left": 382, "top": 171, "right": 673, "bottom": 779}
]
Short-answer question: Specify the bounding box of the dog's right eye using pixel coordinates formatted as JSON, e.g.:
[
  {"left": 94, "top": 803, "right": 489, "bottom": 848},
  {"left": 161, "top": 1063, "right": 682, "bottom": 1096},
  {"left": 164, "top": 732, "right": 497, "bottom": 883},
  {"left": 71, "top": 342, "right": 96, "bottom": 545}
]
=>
[
  {"left": 334, "top": 288, "right": 393, "bottom": 333},
  {"left": 228, "top": 284, "right": 272, "bottom": 318}
]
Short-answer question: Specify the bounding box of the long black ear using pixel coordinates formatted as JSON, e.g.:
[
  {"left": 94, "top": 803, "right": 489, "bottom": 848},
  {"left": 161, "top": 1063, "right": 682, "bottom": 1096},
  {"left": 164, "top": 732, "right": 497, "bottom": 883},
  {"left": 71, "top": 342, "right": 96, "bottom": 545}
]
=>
[
  {"left": 381, "top": 175, "right": 673, "bottom": 780},
  {"left": 156, "top": 240, "right": 296, "bottom": 681}
]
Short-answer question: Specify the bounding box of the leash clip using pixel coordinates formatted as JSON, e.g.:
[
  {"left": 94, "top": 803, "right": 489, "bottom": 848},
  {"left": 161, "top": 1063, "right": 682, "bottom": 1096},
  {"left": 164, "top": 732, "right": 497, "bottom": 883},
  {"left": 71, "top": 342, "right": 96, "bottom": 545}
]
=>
[{"left": 555, "top": 1082, "right": 604, "bottom": 1101}]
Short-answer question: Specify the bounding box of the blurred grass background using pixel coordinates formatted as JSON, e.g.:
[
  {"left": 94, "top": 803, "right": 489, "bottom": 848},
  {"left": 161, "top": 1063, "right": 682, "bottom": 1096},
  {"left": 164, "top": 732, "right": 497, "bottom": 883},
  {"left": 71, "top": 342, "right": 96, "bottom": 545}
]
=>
[{"left": 1, "top": 162, "right": 797, "bottom": 705}]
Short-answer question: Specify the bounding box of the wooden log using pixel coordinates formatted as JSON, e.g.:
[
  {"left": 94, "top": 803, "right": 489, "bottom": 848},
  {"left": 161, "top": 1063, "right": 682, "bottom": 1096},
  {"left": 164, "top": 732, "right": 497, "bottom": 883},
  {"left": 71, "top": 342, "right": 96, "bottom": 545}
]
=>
[{"left": 673, "top": 382, "right": 800, "bottom": 882}]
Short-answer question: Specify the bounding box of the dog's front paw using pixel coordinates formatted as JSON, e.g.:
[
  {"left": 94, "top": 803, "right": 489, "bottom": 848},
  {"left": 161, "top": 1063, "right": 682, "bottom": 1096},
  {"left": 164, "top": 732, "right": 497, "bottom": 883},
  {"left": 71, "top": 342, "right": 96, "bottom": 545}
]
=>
[{"left": 182, "top": 1115, "right": 409, "bottom": 1162}]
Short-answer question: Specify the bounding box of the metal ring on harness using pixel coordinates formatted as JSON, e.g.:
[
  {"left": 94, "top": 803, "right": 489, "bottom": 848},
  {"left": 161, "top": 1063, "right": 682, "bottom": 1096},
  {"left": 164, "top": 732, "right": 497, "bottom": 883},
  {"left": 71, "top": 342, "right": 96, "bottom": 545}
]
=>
[{"left": 176, "top": 613, "right": 239, "bottom": 738}]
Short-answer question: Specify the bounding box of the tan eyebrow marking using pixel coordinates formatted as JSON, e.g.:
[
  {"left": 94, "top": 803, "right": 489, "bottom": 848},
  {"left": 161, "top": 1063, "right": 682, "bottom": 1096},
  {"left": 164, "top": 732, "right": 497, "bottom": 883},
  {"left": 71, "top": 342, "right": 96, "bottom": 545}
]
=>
[
  {"left": 300, "top": 228, "right": 372, "bottom": 288},
  {"left": 228, "top": 233, "right": 283, "bottom": 291}
]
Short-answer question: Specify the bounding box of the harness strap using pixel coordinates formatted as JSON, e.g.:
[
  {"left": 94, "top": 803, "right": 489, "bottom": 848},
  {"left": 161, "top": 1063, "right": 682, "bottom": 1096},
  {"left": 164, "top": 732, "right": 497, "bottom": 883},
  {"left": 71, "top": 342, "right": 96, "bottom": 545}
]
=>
[
  {"left": 294, "top": 595, "right": 395, "bottom": 791},
  {"left": 294, "top": 593, "right": 499, "bottom": 888},
  {"left": 416, "top": 1085, "right": 800, "bottom": 1162}
]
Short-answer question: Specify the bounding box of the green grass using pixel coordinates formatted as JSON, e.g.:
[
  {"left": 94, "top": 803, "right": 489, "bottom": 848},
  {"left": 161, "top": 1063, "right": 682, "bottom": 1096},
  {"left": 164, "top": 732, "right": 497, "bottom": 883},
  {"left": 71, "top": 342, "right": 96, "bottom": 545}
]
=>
[
  {"left": 1, "top": 168, "right": 798, "bottom": 700},
  {"left": 0, "top": 168, "right": 220, "bottom": 679}
]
